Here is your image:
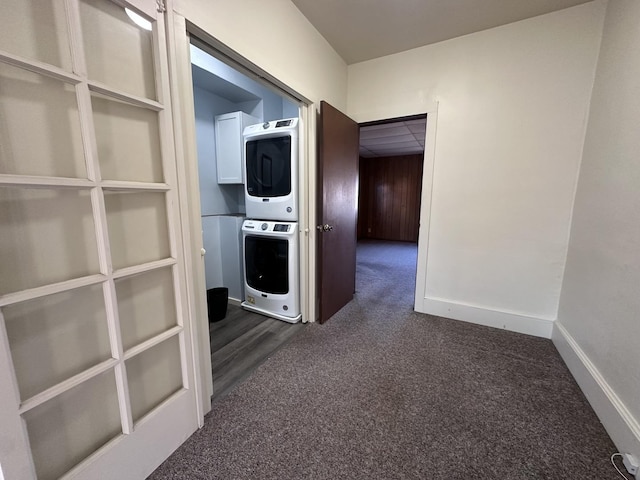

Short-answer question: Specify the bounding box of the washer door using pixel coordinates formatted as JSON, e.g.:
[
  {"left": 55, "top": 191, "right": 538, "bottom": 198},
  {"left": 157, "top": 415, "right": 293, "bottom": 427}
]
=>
[{"left": 244, "top": 236, "right": 289, "bottom": 294}]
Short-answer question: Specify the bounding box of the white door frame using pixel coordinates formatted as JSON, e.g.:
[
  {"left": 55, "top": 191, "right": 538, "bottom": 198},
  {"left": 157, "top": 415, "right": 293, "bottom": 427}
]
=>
[
  {"left": 165, "top": 10, "right": 213, "bottom": 419},
  {"left": 165, "top": 10, "right": 316, "bottom": 415},
  {"left": 413, "top": 104, "right": 439, "bottom": 312}
]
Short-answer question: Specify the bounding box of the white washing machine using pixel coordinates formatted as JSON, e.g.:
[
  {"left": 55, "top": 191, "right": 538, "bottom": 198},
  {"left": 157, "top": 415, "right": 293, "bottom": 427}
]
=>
[{"left": 241, "top": 219, "right": 301, "bottom": 323}]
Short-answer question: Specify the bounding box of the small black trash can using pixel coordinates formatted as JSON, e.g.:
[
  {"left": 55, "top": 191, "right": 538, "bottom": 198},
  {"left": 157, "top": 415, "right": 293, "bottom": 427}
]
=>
[{"left": 207, "top": 287, "right": 228, "bottom": 322}]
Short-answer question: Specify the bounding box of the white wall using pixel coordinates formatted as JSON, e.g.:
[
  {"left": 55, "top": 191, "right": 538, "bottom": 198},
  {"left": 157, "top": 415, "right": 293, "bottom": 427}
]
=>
[
  {"left": 283, "top": 98, "right": 299, "bottom": 118},
  {"left": 200, "top": 216, "right": 223, "bottom": 290},
  {"left": 176, "top": 0, "right": 347, "bottom": 110},
  {"left": 554, "top": 0, "right": 640, "bottom": 458},
  {"left": 201, "top": 215, "right": 245, "bottom": 309},
  {"left": 348, "top": 2, "right": 605, "bottom": 336}
]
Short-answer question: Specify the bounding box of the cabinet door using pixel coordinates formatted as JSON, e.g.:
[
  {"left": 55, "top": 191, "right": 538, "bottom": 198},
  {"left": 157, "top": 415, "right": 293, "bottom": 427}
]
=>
[{"left": 215, "top": 113, "right": 243, "bottom": 184}]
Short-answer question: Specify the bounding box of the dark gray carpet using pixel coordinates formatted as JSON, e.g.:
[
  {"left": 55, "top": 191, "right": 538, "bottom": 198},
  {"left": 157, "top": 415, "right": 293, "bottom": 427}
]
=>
[{"left": 149, "top": 240, "right": 617, "bottom": 479}]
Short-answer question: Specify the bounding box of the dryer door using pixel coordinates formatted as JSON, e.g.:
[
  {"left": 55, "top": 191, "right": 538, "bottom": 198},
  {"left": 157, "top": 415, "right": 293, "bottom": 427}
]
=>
[{"left": 245, "top": 136, "right": 292, "bottom": 197}]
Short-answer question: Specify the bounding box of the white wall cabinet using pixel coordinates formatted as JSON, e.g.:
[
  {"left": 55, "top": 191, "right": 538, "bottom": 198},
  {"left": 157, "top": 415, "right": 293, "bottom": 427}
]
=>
[{"left": 214, "top": 111, "right": 259, "bottom": 184}]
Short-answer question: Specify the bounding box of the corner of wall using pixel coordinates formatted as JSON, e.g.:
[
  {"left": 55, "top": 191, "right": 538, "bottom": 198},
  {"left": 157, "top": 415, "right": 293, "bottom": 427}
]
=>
[
  {"left": 552, "top": 321, "right": 640, "bottom": 458},
  {"left": 554, "top": 0, "right": 608, "bottom": 318}
]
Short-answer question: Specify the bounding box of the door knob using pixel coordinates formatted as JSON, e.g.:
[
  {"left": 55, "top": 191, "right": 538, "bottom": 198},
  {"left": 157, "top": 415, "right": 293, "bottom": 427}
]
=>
[
  {"left": 200, "top": 248, "right": 206, "bottom": 256},
  {"left": 316, "top": 224, "right": 334, "bottom": 232}
]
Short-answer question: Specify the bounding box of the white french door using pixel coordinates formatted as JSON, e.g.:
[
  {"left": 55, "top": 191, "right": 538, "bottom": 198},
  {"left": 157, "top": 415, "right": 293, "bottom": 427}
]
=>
[{"left": 0, "top": 1, "right": 200, "bottom": 478}]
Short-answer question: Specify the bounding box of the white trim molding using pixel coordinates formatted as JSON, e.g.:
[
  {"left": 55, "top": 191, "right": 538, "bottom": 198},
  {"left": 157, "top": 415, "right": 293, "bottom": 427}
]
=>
[
  {"left": 415, "top": 296, "right": 554, "bottom": 338},
  {"left": 553, "top": 322, "right": 640, "bottom": 458}
]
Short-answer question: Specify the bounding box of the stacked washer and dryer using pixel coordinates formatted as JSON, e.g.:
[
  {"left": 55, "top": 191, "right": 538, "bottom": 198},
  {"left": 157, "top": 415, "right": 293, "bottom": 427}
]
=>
[{"left": 240, "top": 118, "right": 301, "bottom": 323}]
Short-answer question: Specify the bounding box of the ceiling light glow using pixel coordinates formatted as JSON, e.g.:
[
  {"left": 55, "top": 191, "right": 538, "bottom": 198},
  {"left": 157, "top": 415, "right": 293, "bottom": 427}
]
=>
[{"left": 125, "top": 7, "right": 152, "bottom": 31}]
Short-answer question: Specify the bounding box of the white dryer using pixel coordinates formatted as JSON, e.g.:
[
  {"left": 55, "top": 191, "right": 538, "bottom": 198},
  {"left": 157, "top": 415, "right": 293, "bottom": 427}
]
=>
[
  {"left": 241, "top": 219, "right": 301, "bottom": 323},
  {"left": 243, "top": 118, "right": 298, "bottom": 221}
]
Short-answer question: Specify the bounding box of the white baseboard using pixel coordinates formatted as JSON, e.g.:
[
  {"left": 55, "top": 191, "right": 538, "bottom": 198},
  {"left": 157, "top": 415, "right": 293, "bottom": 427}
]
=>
[
  {"left": 228, "top": 297, "right": 242, "bottom": 307},
  {"left": 415, "top": 296, "right": 554, "bottom": 338},
  {"left": 553, "top": 322, "right": 640, "bottom": 458}
]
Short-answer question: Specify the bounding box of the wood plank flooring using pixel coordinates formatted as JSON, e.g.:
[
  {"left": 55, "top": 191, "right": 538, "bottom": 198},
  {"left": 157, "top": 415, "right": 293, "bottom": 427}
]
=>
[{"left": 209, "top": 304, "right": 305, "bottom": 402}]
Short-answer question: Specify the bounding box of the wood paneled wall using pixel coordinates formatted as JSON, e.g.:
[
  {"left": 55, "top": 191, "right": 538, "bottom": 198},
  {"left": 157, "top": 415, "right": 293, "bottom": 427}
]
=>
[{"left": 358, "top": 154, "right": 423, "bottom": 242}]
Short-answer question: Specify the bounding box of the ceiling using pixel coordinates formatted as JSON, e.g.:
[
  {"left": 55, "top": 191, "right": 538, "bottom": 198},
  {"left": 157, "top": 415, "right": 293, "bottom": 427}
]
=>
[
  {"left": 360, "top": 118, "right": 426, "bottom": 158},
  {"left": 291, "top": 0, "right": 593, "bottom": 65},
  {"left": 293, "top": 0, "right": 592, "bottom": 157},
  {"left": 191, "top": 65, "right": 260, "bottom": 103}
]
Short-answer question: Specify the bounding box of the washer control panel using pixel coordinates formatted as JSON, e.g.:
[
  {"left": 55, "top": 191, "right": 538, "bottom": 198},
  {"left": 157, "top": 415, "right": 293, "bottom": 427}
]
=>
[{"left": 243, "top": 220, "right": 297, "bottom": 235}]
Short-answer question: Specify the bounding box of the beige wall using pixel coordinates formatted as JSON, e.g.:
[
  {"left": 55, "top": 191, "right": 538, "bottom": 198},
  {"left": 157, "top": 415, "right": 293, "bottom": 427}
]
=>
[
  {"left": 175, "top": 0, "right": 347, "bottom": 109},
  {"left": 555, "top": 0, "right": 640, "bottom": 457},
  {"left": 347, "top": 2, "right": 605, "bottom": 332}
]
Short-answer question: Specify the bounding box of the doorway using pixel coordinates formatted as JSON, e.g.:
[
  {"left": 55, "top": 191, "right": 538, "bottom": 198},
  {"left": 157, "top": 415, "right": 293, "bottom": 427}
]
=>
[{"left": 356, "top": 115, "right": 427, "bottom": 302}]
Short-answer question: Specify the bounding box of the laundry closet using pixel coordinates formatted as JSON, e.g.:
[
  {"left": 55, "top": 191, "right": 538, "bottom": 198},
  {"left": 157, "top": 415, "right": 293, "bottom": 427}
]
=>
[{"left": 190, "top": 44, "right": 300, "bottom": 321}]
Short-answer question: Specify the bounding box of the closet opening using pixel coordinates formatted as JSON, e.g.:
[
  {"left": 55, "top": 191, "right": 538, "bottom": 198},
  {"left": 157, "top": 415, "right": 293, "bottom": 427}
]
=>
[{"left": 187, "top": 36, "right": 307, "bottom": 401}]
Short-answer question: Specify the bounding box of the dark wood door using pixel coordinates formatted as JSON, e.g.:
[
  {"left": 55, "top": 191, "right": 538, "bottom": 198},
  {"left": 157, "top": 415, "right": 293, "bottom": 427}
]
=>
[{"left": 317, "top": 101, "right": 359, "bottom": 323}]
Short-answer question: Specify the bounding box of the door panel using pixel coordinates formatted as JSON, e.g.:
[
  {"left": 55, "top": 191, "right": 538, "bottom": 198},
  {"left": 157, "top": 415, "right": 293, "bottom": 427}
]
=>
[
  {"left": 317, "top": 101, "right": 359, "bottom": 323},
  {"left": 22, "top": 369, "right": 122, "bottom": 480},
  {"left": 0, "top": 0, "right": 72, "bottom": 70},
  {"left": 3, "top": 284, "right": 111, "bottom": 400},
  {"left": 125, "top": 335, "right": 183, "bottom": 422},
  {"left": 91, "top": 95, "right": 164, "bottom": 182},
  {"left": 115, "top": 267, "right": 177, "bottom": 350},
  {"left": 0, "top": 1, "right": 199, "bottom": 478},
  {"left": 0, "top": 63, "right": 85, "bottom": 177},
  {"left": 104, "top": 191, "right": 171, "bottom": 269},
  {"left": 79, "top": 0, "right": 157, "bottom": 100},
  {"left": 0, "top": 187, "right": 100, "bottom": 295}
]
